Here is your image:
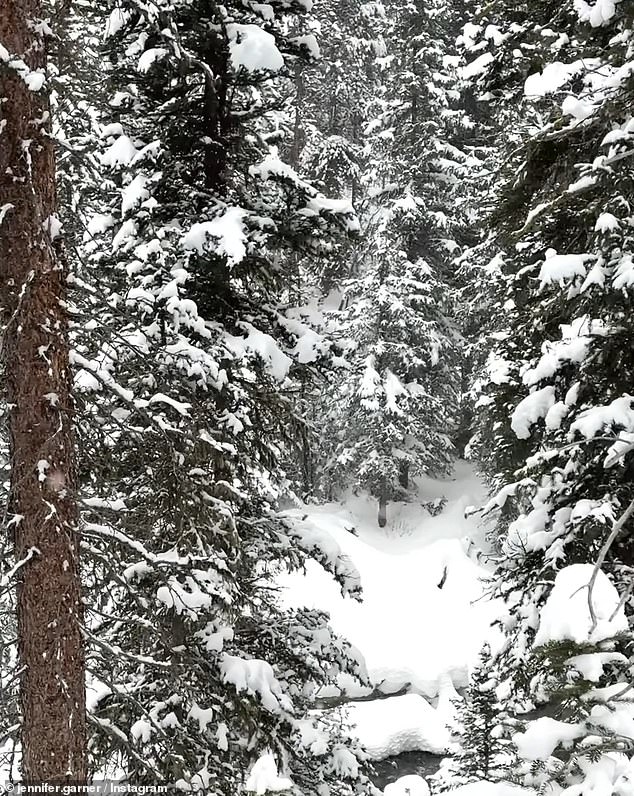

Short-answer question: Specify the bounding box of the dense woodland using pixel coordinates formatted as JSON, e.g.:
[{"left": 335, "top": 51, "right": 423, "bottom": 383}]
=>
[{"left": 2, "top": 0, "right": 634, "bottom": 793}]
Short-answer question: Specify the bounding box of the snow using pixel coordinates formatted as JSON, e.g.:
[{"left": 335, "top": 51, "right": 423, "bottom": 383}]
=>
[
  {"left": 101, "top": 135, "right": 139, "bottom": 168},
  {"left": 567, "top": 174, "right": 597, "bottom": 193},
  {"left": 291, "top": 34, "right": 320, "bottom": 59},
  {"left": 510, "top": 386, "right": 556, "bottom": 439},
  {"left": 522, "top": 317, "right": 598, "bottom": 387},
  {"left": 534, "top": 564, "right": 628, "bottom": 646},
  {"left": 105, "top": 8, "right": 129, "bottom": 38},
  {"left": 595, "top": 212, "right": 620, "bottom": 233},
  {"left": 346, "top": 694, "right": 450, "bottom": 759},
  {"left": 182, "top": 207, "right": 247, "bottom": 265},
  {"left": 42, "top": 215, "right": 63, "bottom": 241},
  {"left": 219, "top": 654, "right": 293, "bottom": 713},
  {"left": 121, "top": 175, "right": 150, "bottom": 215},
  {"left": 524, "top": 61, "right": 583, "bottom": 97},
  {"left": 224, "top": 325, "right": 293, "bottom": 381},
  {"left": 613, "top": 255, "right": 634, "bottom": 289},
  {"left": 279, "top": 462, "right": 500, "bottom": 701},
  {"left": 245, "top": 754, "right": 293, "bottom": 794},
  {"left": 228, "top": 24, "right": 284, "bottom": 73},
  {"left": 574, "top": 0, "right": 620, "bottom": 27},
  {"left": 561, "top": 94, "right": 595, "bottom": 121},
  {"left": 156, "top": 577, "right": 213, "bottom": 618},
  {"left": 187, "top": 703, "right": 214, "bottom": 733},
  {"left": 384, "top": 775, "right": 430, "bottom": 796},
  {"left": 137, "top": 47, "right": 168, "bottom": 73},
  {"left": 561, "top": 754, "right": 634, "bottom": 796},
  {"left": 538, "top": 251, "right": 590, "bottom": 287},
  {"left": 462, "top": 53, "right": 494, "bottom": 80},
  {"left": 130, "top": 718, "right": 152, "bottom": 743},
  {"left": 0, "top": 45, "right": 46, "bottom": 91},
  {"left": 568, "top": 651, "right": 627, "bottom": 681},
  {"left": 514, "top": 717, "right": 584, "bottom": 761},
  {"left": 504, "top": 503, "right": 556, "bottom": 555},
  {"left": 445, "top": 784, "right": 535, "bottom": 796},
  {"left": 148, "top": 393, "right": 192, "bottom": 415},
  {"left": 570, "top": 395, "right": 634, "bottom": 439}
]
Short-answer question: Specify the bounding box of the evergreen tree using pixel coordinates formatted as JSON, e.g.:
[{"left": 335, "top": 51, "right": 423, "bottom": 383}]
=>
[
  {"left": 434, "top": 644, "right": 511, "bottom": 791},
  {"left": 57, "top": 0, "right": 377, "bottom": 791},
  {"left": 466, "top": 1, "right": 634, "bottom": 790},
  {"left": 321, "top": 0, "right": 466, "bottom": 524},
  {"left": 326, "top": 198, "right": 459, "bottom": 525}
]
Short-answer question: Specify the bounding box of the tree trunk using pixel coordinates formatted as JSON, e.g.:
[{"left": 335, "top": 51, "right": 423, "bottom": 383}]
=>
[
  {"left": 398, "top": 462, "right": 409, "bottom": 490},
  {"left": 378, "top": 480, "right": 388, "bottom": 528},
  {"left": 0, "top": 3, "right": 87, "bottom": 783}
]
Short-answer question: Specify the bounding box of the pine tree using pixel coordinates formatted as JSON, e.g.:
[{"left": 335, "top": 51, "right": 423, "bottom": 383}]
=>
[
  {"left": 321, "top": 0, "right": 465, "bottom": 524},
  {"left": 59, "top": 1, "right": 375, "bottom": 791},
  {"left": 326, "top": 198, "right": 459, "bottom": 525},
  {"left": 0, "top": 1, "right": 87, "bottom": 782},
  {"left": 435, "top": 644, "right": 511, "bottom": 791},
  {"left": 465, "top": 0, "right": 634, "bottom": 790}
]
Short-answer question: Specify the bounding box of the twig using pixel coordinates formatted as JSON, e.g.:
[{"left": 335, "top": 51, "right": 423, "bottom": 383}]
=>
[{"left": 588, "top": 497, "right": 634, "bottom": 634}]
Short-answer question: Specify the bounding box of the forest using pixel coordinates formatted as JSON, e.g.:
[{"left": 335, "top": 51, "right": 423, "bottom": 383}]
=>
[{"left": 1, "top": 0, "right": 634, "bottom": 794}]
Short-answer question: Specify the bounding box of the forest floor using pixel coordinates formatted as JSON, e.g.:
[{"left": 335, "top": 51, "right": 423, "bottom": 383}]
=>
[{"left": 280, "top": 462, "right": 503, "bottom": 794}]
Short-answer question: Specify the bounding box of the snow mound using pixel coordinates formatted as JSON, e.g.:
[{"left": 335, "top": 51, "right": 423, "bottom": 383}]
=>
[
  {"left": 446, "top": 784, "right": 535, "bottom": 796},
  {"left": 228, "top": 24, "right": 284, "bottom": 72},
  {"left": 534, "top": 564, "right": 628, "bottom": 646},
  {"left": 514, "top": 716, "right": 583, "bottom": 761},
  {"left": 510, "top": 386, "right": 556, "bottom": 439},
  {"left": 346, "top": 694, "right": 450, "bottom": 759},
  {"left": 384, "top": 774, "right": 430, "bottom": 796}
]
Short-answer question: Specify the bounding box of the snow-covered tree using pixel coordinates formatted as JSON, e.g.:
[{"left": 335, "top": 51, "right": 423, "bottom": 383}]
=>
[
  {"left": 325, "top": 197, "right": 459, "bottom": 525},
  {"left": 434, "top": 644, "right": 511, "bottom": 791},
  {"left": 466, "top": 1, "right": 634, "bottom": 791},
  {"left": 56, "top": 1, "right": 377, "bottom": 791},
  {"left": 320, "top": 0, "right": 466, "bottom": 524}
]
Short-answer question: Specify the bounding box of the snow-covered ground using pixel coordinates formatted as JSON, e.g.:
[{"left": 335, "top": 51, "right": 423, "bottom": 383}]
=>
[{"left": 280, "top": 462, "right": 503, "bottom": 790}]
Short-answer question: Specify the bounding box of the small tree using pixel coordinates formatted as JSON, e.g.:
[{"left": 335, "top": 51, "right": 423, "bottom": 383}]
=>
[{"left": 436, "top": 644, "right": 509, "bottom": 791}]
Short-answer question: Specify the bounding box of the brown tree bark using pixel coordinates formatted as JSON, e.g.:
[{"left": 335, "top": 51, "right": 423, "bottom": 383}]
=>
[{"left": 0, "top": 2, "right": 87, "bottom": 783}]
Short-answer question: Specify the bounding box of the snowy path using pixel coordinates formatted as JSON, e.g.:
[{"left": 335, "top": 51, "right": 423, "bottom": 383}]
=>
[{"left": 280, "top": 462, "right": 502, "bottom": 791}]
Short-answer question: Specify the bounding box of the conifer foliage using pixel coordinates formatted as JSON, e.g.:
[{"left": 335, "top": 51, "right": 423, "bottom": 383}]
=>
[
  {"left": 435, "top": 644, "right": 510, "bottom": 791},
  {"left": 465, "top": 1, "right": 634, "bottom": 791},
  {"left": 56, "top": 0, "right": 371, "bottom": 792}
]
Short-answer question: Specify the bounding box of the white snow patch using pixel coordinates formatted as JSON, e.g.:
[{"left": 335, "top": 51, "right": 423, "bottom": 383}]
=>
[
  {"left": 384, "top": 775, "right": 430, "bottom": 796},
  {"left": 445, "top": 784, "right": 535, "bottom": 796},
  {"left": 245, "top": 753, "right": 292, "bottom": 794},
  {"left": 182, "top": 207, "right": 246, "bottom": 265},
  {"left": 574, "top": 0, "right": 620, "bottom": 27},
  {"left": 279, "top": 463, "right": 500, "bottom": 699},
  {"left": 510, "top": 386, "right": 556, "bottom": 439},
  {"left": 534, "top": 564, "right": 628, "bottom": 646},
  {"left": 346, "top": 694, "right": 449, "bottom": 759},
  {"left": 228, "top": 24, "right": 284, "bottom": 73},
  {"left": 101, "top": 135, "right": 138, "bottom": 168},
  {"left": 462, "top": 52, "right": 494, "bottom": 80},
  {"left": 137, "top": 47, "right": 168, "bottom": 73},
  {"left": 525, "top": 61, "right": 583, "bottom": 97},
  {"left": 539, "top": 251, "right": 591, "bottom": 287},
  {"left": 220, "top": 654, "right": 293, "bottom": 713},
  {"left": 514, "top": 717, "right": 584, "bottom": 761}
]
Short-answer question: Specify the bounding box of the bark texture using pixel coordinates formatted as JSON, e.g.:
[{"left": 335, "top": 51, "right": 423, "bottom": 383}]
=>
[{"left": 0, "top": 2, "right": 87, "bottom": 783}]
